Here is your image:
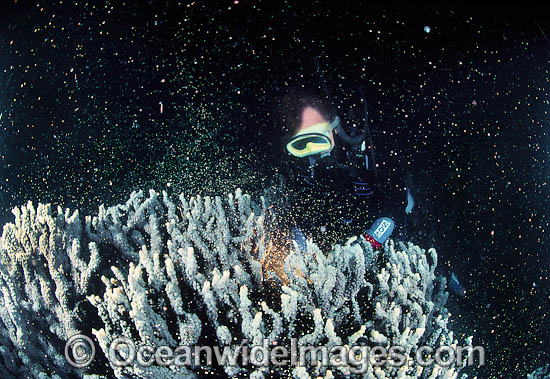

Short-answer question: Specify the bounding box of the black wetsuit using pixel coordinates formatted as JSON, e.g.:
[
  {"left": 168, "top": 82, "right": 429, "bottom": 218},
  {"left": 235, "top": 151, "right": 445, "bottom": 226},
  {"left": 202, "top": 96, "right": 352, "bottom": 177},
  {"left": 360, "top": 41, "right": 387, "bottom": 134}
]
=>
[{"left": 279, "top": 132, "right": 406, "bottom": 252}]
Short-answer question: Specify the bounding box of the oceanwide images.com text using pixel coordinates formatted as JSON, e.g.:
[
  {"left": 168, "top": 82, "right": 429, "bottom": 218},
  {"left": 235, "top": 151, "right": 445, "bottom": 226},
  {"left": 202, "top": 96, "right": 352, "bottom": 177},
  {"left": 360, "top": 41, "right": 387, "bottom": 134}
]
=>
[{"left": 65, "top": 334, "right": 485, "bottom": 373}]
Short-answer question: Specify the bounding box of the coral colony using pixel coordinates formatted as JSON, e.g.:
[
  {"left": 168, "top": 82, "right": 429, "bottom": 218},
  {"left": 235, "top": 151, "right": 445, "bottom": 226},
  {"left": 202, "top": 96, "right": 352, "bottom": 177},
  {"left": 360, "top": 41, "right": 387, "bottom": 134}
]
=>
[{"left": 0, "top": 188, "right": 474, "bottom": 378}]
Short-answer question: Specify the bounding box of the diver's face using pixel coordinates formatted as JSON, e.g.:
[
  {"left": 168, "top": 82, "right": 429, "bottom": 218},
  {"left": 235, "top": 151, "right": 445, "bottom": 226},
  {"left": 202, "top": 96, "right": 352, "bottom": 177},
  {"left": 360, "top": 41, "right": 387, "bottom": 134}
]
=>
[{"left": 295, "top": 106, "right": 335, "bottom": 148}]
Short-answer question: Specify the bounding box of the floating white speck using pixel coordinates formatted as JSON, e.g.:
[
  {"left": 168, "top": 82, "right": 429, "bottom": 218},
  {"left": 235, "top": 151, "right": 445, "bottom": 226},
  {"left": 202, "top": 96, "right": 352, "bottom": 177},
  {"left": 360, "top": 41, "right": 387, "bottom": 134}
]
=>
[{"left": 424, "top": 26, "right": 431, "bottom": 33}]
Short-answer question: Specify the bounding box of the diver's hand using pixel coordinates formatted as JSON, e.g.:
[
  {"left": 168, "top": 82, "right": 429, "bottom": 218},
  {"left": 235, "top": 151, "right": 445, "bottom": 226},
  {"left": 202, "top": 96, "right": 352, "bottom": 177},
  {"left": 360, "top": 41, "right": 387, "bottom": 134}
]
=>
[{"left": 363, "top": 217, "right": 394, "bottom": 250}]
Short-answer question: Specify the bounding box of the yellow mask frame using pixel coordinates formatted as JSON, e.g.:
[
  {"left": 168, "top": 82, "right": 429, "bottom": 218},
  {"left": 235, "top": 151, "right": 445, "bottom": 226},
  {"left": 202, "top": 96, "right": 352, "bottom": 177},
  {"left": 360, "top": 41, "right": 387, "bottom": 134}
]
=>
[{"left": 286, "top": 122, "right": 334, "bottom": 158}]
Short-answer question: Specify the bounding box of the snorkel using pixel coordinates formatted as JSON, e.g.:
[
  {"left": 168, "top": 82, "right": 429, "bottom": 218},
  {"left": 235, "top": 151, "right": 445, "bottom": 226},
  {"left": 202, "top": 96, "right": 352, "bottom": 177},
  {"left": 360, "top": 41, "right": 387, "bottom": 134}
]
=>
[{"left": 331, "top": 116, "right": 365, "bottom": 147}]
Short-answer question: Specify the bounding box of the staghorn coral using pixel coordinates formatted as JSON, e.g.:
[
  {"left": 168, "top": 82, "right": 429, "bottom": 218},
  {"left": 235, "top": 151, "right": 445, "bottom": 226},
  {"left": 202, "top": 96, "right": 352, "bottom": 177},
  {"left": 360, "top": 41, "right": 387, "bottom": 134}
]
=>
[
  {"left": 528, "top": 364, "right": 550, "bottom": 379},
  {"left": 0, "top": 188, "right": 473, "bottom": 378}
]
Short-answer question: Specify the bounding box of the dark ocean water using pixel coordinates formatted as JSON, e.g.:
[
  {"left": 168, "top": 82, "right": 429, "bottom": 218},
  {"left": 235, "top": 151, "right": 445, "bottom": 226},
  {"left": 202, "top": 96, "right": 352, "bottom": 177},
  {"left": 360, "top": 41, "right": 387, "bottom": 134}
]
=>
[{"left": 0, "top": 1, "right": 549, "bottom": 378}]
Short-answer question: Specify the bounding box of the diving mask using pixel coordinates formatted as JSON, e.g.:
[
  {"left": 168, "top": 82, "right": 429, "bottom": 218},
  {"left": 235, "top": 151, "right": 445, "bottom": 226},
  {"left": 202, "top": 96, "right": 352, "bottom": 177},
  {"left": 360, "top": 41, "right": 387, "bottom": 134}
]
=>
[{"left": 286, "top": 120, "right": 337, "bottom": 158}]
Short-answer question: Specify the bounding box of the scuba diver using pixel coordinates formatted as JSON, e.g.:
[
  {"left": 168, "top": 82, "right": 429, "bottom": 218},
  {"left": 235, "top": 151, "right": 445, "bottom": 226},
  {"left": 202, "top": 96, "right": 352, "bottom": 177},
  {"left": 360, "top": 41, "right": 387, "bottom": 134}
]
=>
[{"left": 273, "top": 87, "right": 407, "bottom": 253}]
